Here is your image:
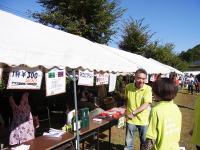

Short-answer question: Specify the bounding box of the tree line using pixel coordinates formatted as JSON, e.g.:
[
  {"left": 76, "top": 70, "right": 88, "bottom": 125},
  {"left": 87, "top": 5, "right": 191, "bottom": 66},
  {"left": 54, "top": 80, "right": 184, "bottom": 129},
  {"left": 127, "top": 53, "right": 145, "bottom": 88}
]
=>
[{"left": 31, "top": 0, "right": 200, "bottom": 71}]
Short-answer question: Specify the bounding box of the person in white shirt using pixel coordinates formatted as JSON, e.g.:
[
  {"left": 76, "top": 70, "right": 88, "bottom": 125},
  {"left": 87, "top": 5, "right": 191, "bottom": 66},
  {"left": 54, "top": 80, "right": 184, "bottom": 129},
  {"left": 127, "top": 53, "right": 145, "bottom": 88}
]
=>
[{"left": 187, "top": 74, "right": 195, "bottom": 94}]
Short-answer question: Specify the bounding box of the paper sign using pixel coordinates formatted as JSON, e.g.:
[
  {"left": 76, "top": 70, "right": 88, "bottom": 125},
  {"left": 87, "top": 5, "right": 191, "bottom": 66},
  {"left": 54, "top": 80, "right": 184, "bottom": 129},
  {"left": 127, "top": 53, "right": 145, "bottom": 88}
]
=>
[
  {"left": 7, "top": 67, "right": 42, "bottom": 89},
  {"left": 45, "top": 68, "right": 66, "bottom": 96},
  {"left": 78, "top": 70, "right": 94, "bottom": 86},
  {"left": 96, "top": 73, "right": 109, "bottom": 85},
  {"left": 108, "top": 73, "right": 117, "bottom": 92}
]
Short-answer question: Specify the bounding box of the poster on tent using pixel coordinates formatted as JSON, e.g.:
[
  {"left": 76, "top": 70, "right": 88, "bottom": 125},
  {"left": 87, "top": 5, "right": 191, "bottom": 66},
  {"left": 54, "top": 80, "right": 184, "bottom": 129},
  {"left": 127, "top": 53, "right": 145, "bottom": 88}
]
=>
[
  {"left": 7, "top": 67, "right": 43, "bottom": 89},
  {"left": 96, "top": 72, "right": 109, "bottom": 85},
  {"left": 78, "top": 70, "right": 94, "bottom": 86},
  {"left": 108, "top": 73, "right": 117, "bottom": 92},
  {"left": 45, "top": 68, "right": 66, "bottom": 96}
]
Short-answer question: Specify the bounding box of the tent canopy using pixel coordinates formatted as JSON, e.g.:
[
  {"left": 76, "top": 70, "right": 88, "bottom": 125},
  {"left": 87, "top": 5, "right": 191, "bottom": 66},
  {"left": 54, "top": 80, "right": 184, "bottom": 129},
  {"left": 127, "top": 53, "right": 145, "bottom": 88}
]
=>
[
  {"left": 148, "top": 58, "right": 183, "bottom": 75},
  {"left": 0, "top": 10, "right": 139, "bottom": 73},
  {"left": 99, "top": 44, "right": 171, "bottom": 74}
]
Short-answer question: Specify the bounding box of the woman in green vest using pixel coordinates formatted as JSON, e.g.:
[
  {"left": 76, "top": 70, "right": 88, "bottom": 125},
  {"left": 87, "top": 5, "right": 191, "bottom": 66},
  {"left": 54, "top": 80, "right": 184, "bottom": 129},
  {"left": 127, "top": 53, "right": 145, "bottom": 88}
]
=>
[{"left": 141, "top": 78, "right": 182, "bottom": 150}]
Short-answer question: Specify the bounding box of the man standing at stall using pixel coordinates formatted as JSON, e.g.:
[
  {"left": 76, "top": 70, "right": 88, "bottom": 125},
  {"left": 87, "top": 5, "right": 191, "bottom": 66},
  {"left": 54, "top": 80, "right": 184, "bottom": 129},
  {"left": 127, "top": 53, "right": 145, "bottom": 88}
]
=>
[{"left": 124, "top": 68, "right": 152, "bottom": 150}]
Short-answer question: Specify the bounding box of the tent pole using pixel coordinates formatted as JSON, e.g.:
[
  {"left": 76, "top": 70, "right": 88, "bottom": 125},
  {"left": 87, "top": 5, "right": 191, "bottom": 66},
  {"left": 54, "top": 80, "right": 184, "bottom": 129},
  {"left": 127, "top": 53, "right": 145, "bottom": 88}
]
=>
[{"left": 72, "top": 69, "right": 80, "bottom": 150}]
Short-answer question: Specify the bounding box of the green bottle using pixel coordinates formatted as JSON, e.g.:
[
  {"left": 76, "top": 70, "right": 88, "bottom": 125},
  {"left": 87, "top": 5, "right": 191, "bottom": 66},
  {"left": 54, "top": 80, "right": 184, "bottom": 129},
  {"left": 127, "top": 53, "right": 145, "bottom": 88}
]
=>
[{"left": 71, "top": 112, "right": 76, "bottom": 131}]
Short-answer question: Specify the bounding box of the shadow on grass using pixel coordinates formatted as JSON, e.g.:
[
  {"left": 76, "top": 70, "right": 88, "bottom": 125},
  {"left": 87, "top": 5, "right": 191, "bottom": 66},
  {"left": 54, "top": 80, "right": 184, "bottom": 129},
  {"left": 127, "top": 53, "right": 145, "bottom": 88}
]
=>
[
  {"left": 83, "top": 136, "right": 124, "bottom": 150},
  {"left": 177, "top": 104, "right": 194, "bottom": 110},
  {"left": 96, "top": 140, "right": 124, "bottom": 150},
  {"left": 178, "top": 91, "right": 189, "bottom": 95}
]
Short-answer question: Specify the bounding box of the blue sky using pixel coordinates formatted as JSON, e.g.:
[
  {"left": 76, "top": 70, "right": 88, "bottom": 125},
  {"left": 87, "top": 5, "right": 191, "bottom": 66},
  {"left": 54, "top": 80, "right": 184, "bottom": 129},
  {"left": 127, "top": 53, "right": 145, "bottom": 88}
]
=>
[{"left": 0, "top": 0, "right": 199, "bottom": 53}]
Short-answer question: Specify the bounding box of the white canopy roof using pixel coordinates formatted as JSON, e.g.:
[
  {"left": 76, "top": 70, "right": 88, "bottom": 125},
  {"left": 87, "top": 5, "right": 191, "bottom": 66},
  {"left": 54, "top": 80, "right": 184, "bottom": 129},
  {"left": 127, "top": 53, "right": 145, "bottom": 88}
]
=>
[
  {"left": 0, "top": 10, "right": 139, "bottom": 73},
  {"left": 148, "top": 58, "right": 183, "bottom": 75},
  {"left": 99, "top": 44, "right": 171, "bottom": 74}
]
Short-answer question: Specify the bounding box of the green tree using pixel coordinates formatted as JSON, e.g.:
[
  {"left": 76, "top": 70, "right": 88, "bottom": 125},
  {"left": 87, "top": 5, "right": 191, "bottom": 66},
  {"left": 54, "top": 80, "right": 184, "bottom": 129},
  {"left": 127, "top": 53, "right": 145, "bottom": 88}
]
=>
[
  {"left": 151, "top": 43, "right": 189, "bottom": 71},
  {"left": 152, "top": 43, "right": 175, "bottom": 64},
  {"left": 178, "top": 44, "right": 200, "bottom": 63},
  {"left": 119, "top": 18, "right": 155, "bottom": 55},
  {"left": 170, "top": 56, "right": 189, "bottom": 71},
  {"left": 32, "top": 0, "right": 125, "bottom": 44},
  {"left": 119, "top": 18, "right": 189, "bottom": 71}
]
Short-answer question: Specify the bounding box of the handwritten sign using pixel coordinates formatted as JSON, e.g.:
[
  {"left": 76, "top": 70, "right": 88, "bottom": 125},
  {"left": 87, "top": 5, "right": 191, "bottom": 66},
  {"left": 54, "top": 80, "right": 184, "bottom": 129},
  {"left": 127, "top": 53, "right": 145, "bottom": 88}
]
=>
[
  {"left": 7, "top": 67, "right": 42, "bottom": 89},
  {"left": 45, "top": 68, "right": 66, "bottom": 96},
  {"left": 96, "top": 73, "right": 109, "bottom": 85},
  {"left": 78, "top": 70, "right": 94, "bottom": 86}
]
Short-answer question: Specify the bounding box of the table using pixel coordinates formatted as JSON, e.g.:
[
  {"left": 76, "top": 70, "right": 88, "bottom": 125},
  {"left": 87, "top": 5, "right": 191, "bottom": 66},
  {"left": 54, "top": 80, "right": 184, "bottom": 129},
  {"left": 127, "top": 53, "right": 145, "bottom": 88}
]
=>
[
  {"left": 6, "top": 119, "right": 110, "bottom": 150},
  {"left": 6, "top": 132, "right": 75, "bottom": 150},
  {"left": 79, "top": 108, "right": 125, "bottom": 150},
  {"left": 6, "top": 107, "right": 125, "bottom": 150}
]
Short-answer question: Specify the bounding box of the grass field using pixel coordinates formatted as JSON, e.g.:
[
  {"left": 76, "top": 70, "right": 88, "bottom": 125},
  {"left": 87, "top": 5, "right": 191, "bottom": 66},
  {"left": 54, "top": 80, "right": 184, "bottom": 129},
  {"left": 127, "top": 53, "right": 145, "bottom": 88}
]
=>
[{"left": 97, "top": 89, "right": 198, "bottom": 150}]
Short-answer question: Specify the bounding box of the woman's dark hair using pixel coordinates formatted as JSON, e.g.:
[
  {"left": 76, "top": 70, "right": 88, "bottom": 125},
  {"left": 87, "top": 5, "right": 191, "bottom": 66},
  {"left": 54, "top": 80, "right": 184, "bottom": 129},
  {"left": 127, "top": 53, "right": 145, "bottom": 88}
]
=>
[{"left": 152, "top": 78, "right": 178, "bottom": 101}]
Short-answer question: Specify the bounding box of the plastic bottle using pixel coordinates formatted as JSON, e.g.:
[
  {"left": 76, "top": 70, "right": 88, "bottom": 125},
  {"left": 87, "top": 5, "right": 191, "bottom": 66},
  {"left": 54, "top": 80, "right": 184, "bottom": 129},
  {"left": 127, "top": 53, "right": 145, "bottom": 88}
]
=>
[{"left": 71, "top": 112, "right": 76, "bottom": 131}]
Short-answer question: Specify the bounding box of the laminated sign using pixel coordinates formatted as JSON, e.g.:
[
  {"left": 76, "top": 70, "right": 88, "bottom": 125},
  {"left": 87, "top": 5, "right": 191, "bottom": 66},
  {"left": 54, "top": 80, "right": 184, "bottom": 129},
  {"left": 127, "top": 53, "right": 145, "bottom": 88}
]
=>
[
  {"left": 7, "top": 67, "right": 43, "bottom": 89},
  {"left": 108, "top": 73, "right": 117, "bottom": 92},
  {"left": 45, "top": 68, "right": 66, "bottom": 96},
  {"left": 96, "top": 73, "right": 109, "bottom": 85},
  {"left": 78, "top": 70, "right": 94, "bottom": 86}
]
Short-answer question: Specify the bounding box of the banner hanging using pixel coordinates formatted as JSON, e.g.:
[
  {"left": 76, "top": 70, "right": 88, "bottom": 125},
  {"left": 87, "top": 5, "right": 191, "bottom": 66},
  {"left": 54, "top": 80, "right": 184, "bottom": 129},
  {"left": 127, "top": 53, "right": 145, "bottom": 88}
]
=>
[
  {"left": 78, "top": 70, "right": 94, "bottom": 86},
  {"left": 45, "top": 68, "right": 66, "bottom": 96},
  {"left": 96, "top": 72, "right": 109, "bottom": 85},
  {"left": 7, "top": 67, "right": 42, "bottom": 89},
  {"left": 108, "top": 73, "right": 117, "bottom": 92}
]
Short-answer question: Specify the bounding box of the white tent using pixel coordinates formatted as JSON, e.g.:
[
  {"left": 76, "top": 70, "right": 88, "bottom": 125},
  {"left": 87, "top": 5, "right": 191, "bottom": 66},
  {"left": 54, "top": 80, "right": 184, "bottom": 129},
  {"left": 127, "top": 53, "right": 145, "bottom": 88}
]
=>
[
  {"left": 99, "top": 44, "right": 171, "bottom": 74},
  {"left": 0, "top": 10, "right": 141, "bottom": 150},
  {"left": 0, "top": 10, "right": 139, "bottom": 73},
  {"left": 148, "top": 58, "right": 183, "bottom": 75}
]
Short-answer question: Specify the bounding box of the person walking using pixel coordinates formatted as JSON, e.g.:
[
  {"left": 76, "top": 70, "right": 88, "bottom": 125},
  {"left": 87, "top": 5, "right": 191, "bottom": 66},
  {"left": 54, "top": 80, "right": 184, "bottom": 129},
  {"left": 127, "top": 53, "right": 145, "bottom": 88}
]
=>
[
  {"left": 141, "top": 78, "right": 182, "bottom": 150},
  {"left": 124, "top": 68, "right": 152, "bottom": 150},
  {"left": 187, "top": 74, "right": 195, "bottom": 94}
]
